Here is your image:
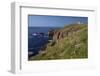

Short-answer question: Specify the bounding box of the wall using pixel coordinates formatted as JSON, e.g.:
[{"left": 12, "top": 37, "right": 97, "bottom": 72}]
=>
[{"left": 0, "top": 0, "right": 100, "bottom": 76}]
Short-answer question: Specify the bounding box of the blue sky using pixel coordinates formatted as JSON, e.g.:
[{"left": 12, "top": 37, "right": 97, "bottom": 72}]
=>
[{"left": 28, "top": 15, "right": 88, "bottom": 27}]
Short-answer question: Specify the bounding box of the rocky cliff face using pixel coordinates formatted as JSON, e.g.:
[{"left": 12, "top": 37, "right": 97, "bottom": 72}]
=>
[
  {"left": 48, "top": 24, "right": 87, "bottom": 45},
  {"left": 29, "top": 23, "right": 88, "bottom": 60}
]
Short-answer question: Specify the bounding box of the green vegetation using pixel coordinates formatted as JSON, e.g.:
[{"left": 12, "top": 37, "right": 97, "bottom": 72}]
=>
[{"left": 29, "top": 23, "right": 88, "bottom": 60}]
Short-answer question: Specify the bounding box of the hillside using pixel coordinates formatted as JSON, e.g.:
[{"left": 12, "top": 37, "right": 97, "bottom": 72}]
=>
[{"left": 29, "top": 23, "right": 88, "bottom": 60}]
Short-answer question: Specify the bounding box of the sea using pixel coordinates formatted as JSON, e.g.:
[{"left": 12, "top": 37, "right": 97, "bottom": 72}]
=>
[{"left": 28, "top": 27, "right": 60, "bottom": 58}]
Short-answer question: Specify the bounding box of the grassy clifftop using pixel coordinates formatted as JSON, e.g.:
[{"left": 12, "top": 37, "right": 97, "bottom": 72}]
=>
[{"left": 29, "top": 24, "right": 88, "bottom": 60}]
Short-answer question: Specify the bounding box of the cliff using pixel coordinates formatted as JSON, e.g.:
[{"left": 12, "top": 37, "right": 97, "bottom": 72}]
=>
[{"left": 29, "top": 23, "right": 88, "bottom": 60}]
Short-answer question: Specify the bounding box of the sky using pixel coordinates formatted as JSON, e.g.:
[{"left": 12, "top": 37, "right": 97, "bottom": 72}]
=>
[{"left": 28, "top": 15, "right": 88, "bottom": 27}]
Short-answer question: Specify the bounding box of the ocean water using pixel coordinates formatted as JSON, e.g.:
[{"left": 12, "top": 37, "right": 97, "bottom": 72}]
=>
[{"left": 28, "top": 27, "right": 60, "bottom": 58}]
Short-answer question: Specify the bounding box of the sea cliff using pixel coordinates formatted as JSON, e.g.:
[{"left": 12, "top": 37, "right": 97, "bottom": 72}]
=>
[{"left": 29, "top": 23, "right": 88, "bottom": 60}]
